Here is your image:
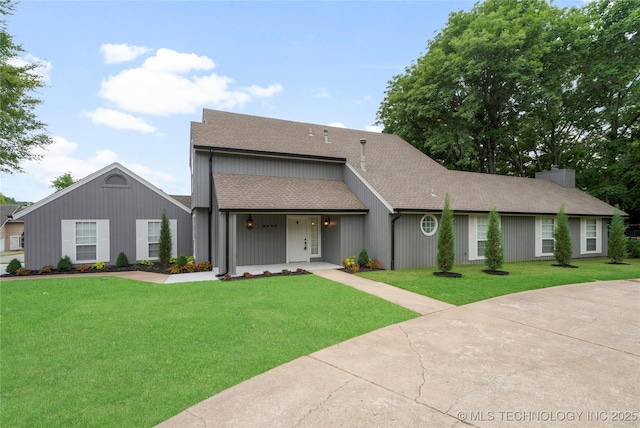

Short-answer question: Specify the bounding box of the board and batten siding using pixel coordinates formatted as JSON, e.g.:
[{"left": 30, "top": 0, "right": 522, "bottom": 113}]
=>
[
  {"left": 191, "top": 149, "right": 211, "bottom": 209},
  {"left": 235, "top": 214, "right": 287, "bottom": 266},
  {"left": 21, "top": 168, "right": 191, "bottom": 270},
  {"left": 212, "top": 153, "right": 344, "bottom": 180}
]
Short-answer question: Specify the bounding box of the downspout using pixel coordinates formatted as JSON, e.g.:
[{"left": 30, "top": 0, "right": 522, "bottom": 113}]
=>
[
  {"left": 216, "top": 212, "right": 230, "bottom": 277},
  {"left": 391, "top": 211, "right": 401, "bottom": 270}
]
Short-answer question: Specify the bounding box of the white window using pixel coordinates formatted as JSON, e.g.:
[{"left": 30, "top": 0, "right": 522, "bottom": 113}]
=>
[
  {"left": 469, "top": 216, "right": 491, "bottom": 260},
  {"left": 136, "top": 219, "right": 178, "bottom": 261},
  {"left": 535, "top": 217, "right": 555, "bottom": 257},
  {"left": 420, "top": 214, "right": 438, "bottom": 236},
  {"left": 581, "top": 218, "right": 602, "bottom": 254},
  {"left": 61, "top": 220, "right": 110, "bottom": 263}
]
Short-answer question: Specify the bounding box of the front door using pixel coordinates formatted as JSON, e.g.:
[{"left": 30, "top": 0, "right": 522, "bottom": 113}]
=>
[{"left": 287, "top": 216, "right": 309, "bottom": 262}]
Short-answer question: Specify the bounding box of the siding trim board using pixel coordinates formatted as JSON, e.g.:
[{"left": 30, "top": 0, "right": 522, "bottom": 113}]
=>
[{"left": 194, "top": 145, "right": 346, "bottom": 164}]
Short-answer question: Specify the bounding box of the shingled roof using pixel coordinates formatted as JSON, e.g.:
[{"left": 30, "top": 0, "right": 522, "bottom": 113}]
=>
[{"left": 192, "top": 109, "right": 617, "bottom": 216}]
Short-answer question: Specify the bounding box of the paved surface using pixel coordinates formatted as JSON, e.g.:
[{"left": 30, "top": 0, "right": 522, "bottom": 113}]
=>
[{"left": 156, "top": 278, "right": 640, "bottom": 428}]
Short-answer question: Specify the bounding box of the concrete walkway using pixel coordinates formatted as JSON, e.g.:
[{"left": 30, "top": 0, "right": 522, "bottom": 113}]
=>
[{"left": 157, "top": 278, "right": 640, "bottom": 428}]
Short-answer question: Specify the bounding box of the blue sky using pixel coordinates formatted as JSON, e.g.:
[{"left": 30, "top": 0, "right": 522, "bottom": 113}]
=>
[{"left": 2, "top": 0, "right": 584, "bottom": 203}]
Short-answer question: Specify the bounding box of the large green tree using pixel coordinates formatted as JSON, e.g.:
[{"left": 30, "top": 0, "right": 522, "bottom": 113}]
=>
[
  {"left": 0, "top": 0, "right": 53, "bottom": 173},
  {"left": 51, "top": 172, "right": 75, "bottom": 191},
  {"left": 377, "top": 0, "right": 639, "bottom": 222}
]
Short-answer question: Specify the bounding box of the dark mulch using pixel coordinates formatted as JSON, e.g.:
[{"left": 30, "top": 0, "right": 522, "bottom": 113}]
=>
[
  {"left": 482, "top": 269, "right": 510, "bottom": 276},
  {"left": 2, "top": 263, "right": 179, "bottom": 278},
  {"left": 607, "top": 262, "right": 631, "bottom": 265},
  {"left": 552, "top": 264, "right": 579, "bottom": 268},
  {"left": 433, "top": 271, "right": 462, "bottom": 278},
  {"left": 338, "top": 267, "right": 385, "bottom": 274},
  {"left": 220, "top": 270, "right": 311, "bottom": 281}
]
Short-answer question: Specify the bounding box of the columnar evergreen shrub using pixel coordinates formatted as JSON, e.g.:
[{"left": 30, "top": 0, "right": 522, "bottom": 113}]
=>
[
  {"left": 608, "top": 210, "right": 627, "bottom": 263},
  {"left": 158, "top": 209, "right": 172, "bottom": 265},
  {"left": 553, "top": 204, "right": 573, "bottom": 266},
  {"left": 627, "top": 239, "right": 640, "bottom": 258},
  {"left": 6, "top": 258, "right": 21, "bottom": 274},
  {"left": 437, "top": 193, "right": 455, "bottom": 273},
  {"left": 116, "top": 252, "right": 129, "bottom": 268},
  {"left": 485, "top": 207, "right": 504, "bottom": 271},
  {"left": 357, "top": 249, "right": 369, "bottom": 267},
  {"left": 57, "top": 255, "right": 73, "bottom": 272}
]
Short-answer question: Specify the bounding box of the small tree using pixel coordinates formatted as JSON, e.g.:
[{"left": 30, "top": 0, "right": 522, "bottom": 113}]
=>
[
  {"left": 485, "top": 207, "right": 504, "bottom": 271},
  {"left": 437, "top": 193, "right": 455, "bottom": 273},
  {"left": 553, "top": 204, "right": 573, "bottom": 266},
  {"left": 158, "top": 209, "right": 172, "bottom": 265},
  {"left": 608, "top": 209, "right": 627, "bottom": 264},
  {"left": 116, "top": 252, "right": 129, "bottom": 268}
]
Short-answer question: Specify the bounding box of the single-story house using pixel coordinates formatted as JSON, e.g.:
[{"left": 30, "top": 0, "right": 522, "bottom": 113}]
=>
[
  {"left": 13, "top": 163, "right": 192, "bottom": 270},
  {"left": 0, "top": 204, "right": 24, "bottom": 252},
  {"left": 190, "top": 109, "right": 621, "bottom": 275}
]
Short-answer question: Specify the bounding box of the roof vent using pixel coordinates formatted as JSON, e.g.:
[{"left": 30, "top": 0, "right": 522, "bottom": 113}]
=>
[
  {"left": 324, "top": 129, "right": 329, "bottom": 143},
  {"left": 309, "top": 128, "right": 313, "bottom": 137},
  {"left": 360, "top": 138, "right": 367, "bottom": 171}
]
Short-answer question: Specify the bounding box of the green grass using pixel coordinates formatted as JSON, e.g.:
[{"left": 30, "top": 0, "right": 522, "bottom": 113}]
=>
[
  {"left": 0, "top": 275, "right": 418, "bottom": 427},
  {"left": 358, "top": 257, "right": 640, "bottom": 306}
]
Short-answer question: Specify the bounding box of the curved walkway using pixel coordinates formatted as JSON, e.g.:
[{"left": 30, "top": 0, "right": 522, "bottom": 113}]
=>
[{"left": 156, "top": 276, "right": 640, "bottom": 428}]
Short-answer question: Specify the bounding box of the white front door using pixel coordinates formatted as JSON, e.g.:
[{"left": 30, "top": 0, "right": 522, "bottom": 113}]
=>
[{"left": 287, "top": 216, "right": 309, "bottom": 262}]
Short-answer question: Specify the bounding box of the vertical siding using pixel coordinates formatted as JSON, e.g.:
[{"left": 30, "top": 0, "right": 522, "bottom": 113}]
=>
[
  {"left": 192, "top": 208, "right": 210, "bottom": 264},
  {"left": 502, "top": 216, "right": 536, "bottom": 262},
  {"left": 21, "top": 168, "right": 192, "bottom": 269},
  {"left": 322, "top": 216, "right": 342, "bottom": 265},
  {"left": 343, "top": 166, "right": 392, "bottom": 267},
  {"left": 212, "top": 154, "right": 343, "bottom": 179},
  {"left": 236, "top": 214, "right": 286, "bottom": 265},
  {"left": 340, "top": 215, "right": 364, "bottom": 262},
  {"left": 393, "top": 214, "right": 438, "bottom": 269},
  {"left": 191, "top": 151, "right": 211, "bottom": 208}
]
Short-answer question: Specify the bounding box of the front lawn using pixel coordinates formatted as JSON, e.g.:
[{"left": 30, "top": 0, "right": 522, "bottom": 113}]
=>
[
  {"left": 358, "top": 257, "right": 640, "bottom": 306},
  {"left": 0, "top": 275, "right": 418, "bottom": 427}
]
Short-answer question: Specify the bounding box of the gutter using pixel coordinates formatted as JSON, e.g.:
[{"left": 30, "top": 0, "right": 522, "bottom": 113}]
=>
[
  {"left": 391, "top": 211, "right": 402, "bottom": 270},
  {"left": 215, "top": 211, "right": 230, "bottom": 277}
]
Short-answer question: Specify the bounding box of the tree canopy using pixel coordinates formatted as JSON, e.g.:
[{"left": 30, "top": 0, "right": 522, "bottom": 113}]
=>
[
  {"left": 377, "top": 0, "right": 639, "bottom": 220},
  {"left": 0, "top": 0, "right": 53, "bottom": 173},
  {"left": 51, "top": 172, "right": 75, "bottom": 191}
]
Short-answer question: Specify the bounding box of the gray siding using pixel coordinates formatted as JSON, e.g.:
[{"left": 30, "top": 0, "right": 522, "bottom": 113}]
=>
[
  {"left": 22, "top": 168, "right": 192, "bottom": 269},
  {"left": 192, "top": 208, "right": 209, "bottom": 264},
  {"left": 236, "top": 214, "right": 286, "bottom": 265},
  {"left": 343, "top": 166, "right": 392, "bottom": 267},
  {"left": 322, "top": 216, "right": 342, "bottom": 265},
  {"left": 339, "top": 215, "right": 364, "bottom": 262},
  {"left": 191, "top": 150, "right": 211, "bottom": 208},
  {"left": 393, "top": 214, "right": 438, "bottom": 269},
  {"left": 212, "top": 153, "right": 343, "bottom": 180},
  {"left": 502, "top": 216, "right": 535, "bottom": 262}
]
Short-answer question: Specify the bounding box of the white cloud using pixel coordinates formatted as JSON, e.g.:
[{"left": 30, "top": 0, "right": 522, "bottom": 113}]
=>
[
  {"left": 327, "top": 122, "right": 346, "bottom": 128},
  {"left": 312, "top": 87, "right": 330, "bottom": 98},
  {"left": 9, "top": 54, "right": 52, "bottom": 82},
  {"left": 100, "top": 43, "right": 152, "bottom": 64},
  {"left": 98, "top": 48, "right": 283, "bottom": 115},
  {"left": 365, "top": 125, "right": 383, "bottom": 133},
  {"left": 83, "top": 108, "right": 157, "bottom": 133}
]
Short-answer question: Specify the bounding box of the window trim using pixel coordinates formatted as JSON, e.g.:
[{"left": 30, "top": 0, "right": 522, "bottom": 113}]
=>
[
  {"left": 61, "top": 219, "right": 110, "bottom": 264},
  {"left": 580, "top": 217, "right": 602, "bottom": 255},
  {"left": 469, "top": 215, "right": 491, "bottom": 261},
  {"left": 309, "top": 216, "right": 321, "bottom": 257},
  {"left": 420, "top": 214, "right": 438, "bottom": 237},
  {"left": 136, "top": 219, "right": 178, "bottom": 261},
  {"left": 535, "top": 217, "right": 555, "bottom": 257}
]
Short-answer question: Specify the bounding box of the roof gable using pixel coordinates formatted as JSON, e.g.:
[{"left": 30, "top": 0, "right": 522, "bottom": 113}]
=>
[{"left": 13, "top": 163, "right": 191, "bottom": 219}]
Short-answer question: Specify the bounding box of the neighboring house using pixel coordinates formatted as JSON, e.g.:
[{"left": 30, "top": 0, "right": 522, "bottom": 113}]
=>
[
  {"left": 191, "top": 109, "right": 622, "bottom": 274},
  {"left": 13, "top": 163, "right": 192, "bottom": 270},
  {"left": 0, "top": 205, "right": 24, "bottom": 252}
]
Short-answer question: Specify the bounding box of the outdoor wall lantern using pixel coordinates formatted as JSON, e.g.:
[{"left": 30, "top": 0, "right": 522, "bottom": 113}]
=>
[
  {"left": 246, "top": 214, "right": 254, "bottom": 230},
  {"left": 323, "top": 216, "right": 331, "bottom": 227}
]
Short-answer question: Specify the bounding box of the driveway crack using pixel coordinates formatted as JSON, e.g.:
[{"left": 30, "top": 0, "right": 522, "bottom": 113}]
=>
[
  {"left": 398, "top": 324, "right": 428, "bottom": 402},
  {"left": 294, "top": 378, "right": 355, "bottom": 427}
]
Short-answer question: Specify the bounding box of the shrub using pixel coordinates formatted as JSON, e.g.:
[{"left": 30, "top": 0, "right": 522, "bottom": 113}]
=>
[
  {"left": 38, "top": 265, "right": 54, "bottom": 274},
  {"left": 74, "top": 264, "right": 90, "bottom": 272},
  {"left": 366, "top": 258, "right": 382, "bottom": 270},
  {"left": 437, "top": 193, "right": 455, "bottom": 273},
  {"left": 553, "top": 204, "right": 573, "bottom": 266},
  {"left": 281, "top": 269, "right": 291, "bottom": 275},
  {"left": 243, "top": 272, "right": 253, "bottom": 278},
  {"left": 357, "top": 249, "right": 369, "bottom": 267},
  {"left": 158, "top": 209, "right": 172, "bottom": 265},
  {"left": 485, "top": 207, "right": 504, "bottom": 271},
  {"left": 15, "top": 268, "right": 31, "bottom": 276},
  {"left": 91, "top": 262, "right": 108, "bottom": 270},
  {"left": 197, "top": 261, "right": 212, "bottom": 271},
  {"left": 116, "top": 252, "right": 129, "bottom": 268},
  {"left": 608, "top": 210, "right": 627, "bottom": 263},
  {"left": 176, "top": 254, "right": 188, "bottom": 267},
  {"left": 263, "top": 270, "right": 272, "bottom": 276},
  {"left": 139, "top": 259, "right": 153, "bottom": 266},
  {"left": 342, "top": 256, "right": 357, "bottom": 270},
  {"left": 628, "top": 239, "right": 640, "bottom": 258},
  {"left": 168, "top": 265, "right": 181, "bottom": 274},
  {"left": 6, "top": 258, "right": 22, "bottom": 274},
  {"left": 221, "top": 273, "right": 232, "bottom": 280},
  {"left": 350, "top": 264, "right": 360, "bottom": 273},
  {"left": 57, "top": 255, "right": 73, "bottom": 272}
]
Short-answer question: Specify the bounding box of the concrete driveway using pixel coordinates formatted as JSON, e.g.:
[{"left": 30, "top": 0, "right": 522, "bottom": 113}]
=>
[{"left": 157, "top": 278, "right": 639, "bottom": 427}]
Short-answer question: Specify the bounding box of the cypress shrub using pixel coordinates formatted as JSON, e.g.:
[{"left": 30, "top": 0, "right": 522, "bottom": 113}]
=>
[
  {"left": 485, "top": 207, "right": 504, "bottom": 271},
  {"left": 437, "top": 193, "right": 455, "bottom": 273},
  {"left": 158, "top": 209, "right": 172, "bottom": 265},
  {"left": 608, "top": 210, "right": 627, "bottom": 263},
  {"left": 357, "top": 249, "right": 369, "bottom": 267},
  {"left": 553, "top": 204, "right": 573, "bottom": 266}
]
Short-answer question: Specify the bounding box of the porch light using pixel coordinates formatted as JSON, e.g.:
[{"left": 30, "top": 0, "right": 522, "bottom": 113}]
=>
[
  {"left": 246, "top": 214, "right": 254, "bottom": 230},
  {"left": 323, "top": 216, "right": 330, "bottom": 227}
]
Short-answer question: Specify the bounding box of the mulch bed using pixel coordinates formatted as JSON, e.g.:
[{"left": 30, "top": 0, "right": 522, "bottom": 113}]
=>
[
  {"left": 433, "top": 271, "right": 462, "bottom": 278},
  {"left": 338, "top": 267, "right": 384, "bottom": 274},
  {"left": 552, "top": 264, "right": 579, "bottom": 268},
  {"left": 482, "top": 269, "right": 510, "bottom": 276},
  {"left": 2, "top": 263, "right": 186, "bottom": 278},
  {"left": 220, "top": 270, "right": 311, "bottom": 281}
]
